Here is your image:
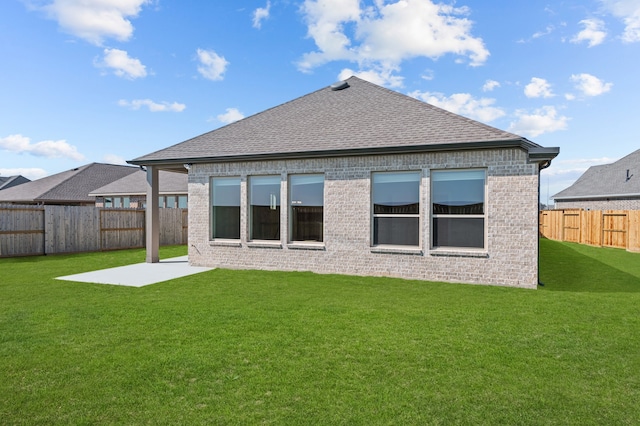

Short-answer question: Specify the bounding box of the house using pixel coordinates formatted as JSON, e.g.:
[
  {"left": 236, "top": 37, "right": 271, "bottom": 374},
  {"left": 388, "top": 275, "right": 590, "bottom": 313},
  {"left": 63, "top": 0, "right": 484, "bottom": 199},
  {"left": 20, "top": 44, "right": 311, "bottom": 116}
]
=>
[
  {"left": 129, "top": 77, "right": 559, "bottom": 288},
  {"left": 553, "top": 149, "right": 640, "bottom": 210},
  {"left": 0, "top": 163, "right": 138, "bottom": 206},
  {"left": 0, "top": 175, "right": 30, "bottom": 190},
  {"left": 89, "top": 169, "right": 188, "bottom": 208}
]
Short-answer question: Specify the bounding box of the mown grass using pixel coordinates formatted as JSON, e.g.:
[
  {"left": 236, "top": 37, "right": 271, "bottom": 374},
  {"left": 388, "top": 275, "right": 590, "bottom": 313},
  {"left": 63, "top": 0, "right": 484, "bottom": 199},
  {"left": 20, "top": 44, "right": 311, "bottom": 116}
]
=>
[{"left": 1, "top": 240, "right": 639, "bottom": 424}]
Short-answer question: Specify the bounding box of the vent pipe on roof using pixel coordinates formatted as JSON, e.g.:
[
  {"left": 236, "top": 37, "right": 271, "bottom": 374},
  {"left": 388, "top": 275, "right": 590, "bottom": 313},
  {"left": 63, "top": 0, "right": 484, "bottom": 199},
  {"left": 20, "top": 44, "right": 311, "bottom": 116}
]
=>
[
  {"left": 330, "top": 80, "right": 349, "bottom": 91},
  {"left": 627, "top": 169, "right": 633, "bottom": 181}
]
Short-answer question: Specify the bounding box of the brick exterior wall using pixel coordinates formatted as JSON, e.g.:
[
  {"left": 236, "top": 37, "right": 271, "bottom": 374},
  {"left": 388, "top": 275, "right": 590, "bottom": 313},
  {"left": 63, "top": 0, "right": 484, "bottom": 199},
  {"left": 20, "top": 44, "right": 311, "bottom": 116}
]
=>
[
  {"left": 554, "top": 198, "right": 640, "bottom": 210},
  {"left": 187, "top": 148, "right": 540, "bottom": 288}
]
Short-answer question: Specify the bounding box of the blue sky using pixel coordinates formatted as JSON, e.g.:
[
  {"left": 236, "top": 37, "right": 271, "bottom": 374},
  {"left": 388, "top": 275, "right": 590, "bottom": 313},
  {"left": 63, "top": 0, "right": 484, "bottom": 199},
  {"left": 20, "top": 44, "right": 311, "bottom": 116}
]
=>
[{"left": 1, "top": 0, "right": 639, "bottom": 204}]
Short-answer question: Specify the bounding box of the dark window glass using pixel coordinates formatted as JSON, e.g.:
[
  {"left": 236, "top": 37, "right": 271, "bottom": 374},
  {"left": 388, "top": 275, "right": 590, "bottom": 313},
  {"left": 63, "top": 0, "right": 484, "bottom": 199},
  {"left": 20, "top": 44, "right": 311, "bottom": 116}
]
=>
[
  {"left": 290, "top": 175, "right": 324, "bottom": 242},
  {"left": 372, "top": 172, "right": 420, "bottom": 246},
  {"left": 373, "top": 217, "right": 419, "bottom": 246},
  {"left": 250, "top": 176, "right": 280, "bottom": 241},
  {"left": 433, "top": 217, "right": 485, "bottom": 248},
  {"left": 211, "top": 177, "right": 241, "bottom": 239},
  {"left": 431, "top": 170, "right": 485, "bottom": 249}
]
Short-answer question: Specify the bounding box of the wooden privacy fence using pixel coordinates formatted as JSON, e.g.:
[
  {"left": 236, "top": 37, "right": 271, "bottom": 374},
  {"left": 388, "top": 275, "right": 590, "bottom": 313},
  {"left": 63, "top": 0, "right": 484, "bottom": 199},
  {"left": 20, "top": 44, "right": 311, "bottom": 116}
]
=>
[
  {"left": 539, "top": 209, "right": 640, "bottom": 253},
  {"left": 0, "top": 204, "right": 188, "bottom": 257}
]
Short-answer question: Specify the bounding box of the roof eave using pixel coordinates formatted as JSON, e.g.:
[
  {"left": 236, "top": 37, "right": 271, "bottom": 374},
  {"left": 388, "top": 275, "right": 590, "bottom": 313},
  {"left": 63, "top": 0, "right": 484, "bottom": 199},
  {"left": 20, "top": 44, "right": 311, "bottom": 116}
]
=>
[
  {"left": 128, "top": 139, "right": 540, "bottom": 167},
  {"left": 553, "top": 192, "right": 640, "bottom": 201}
]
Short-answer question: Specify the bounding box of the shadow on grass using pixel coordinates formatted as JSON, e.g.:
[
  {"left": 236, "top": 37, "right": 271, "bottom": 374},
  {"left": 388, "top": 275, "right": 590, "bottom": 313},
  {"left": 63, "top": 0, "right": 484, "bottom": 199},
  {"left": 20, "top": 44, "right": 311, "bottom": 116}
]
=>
[{"left": 539, "top": 238, "right": 640, "bottom": 293}]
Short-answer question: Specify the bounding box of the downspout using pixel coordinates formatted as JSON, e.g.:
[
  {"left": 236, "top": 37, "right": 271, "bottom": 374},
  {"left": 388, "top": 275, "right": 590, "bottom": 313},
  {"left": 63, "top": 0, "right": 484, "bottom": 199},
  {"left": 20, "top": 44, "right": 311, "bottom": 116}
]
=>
[{"left": 537, "top": 160, "right": 552, "bottom": 286}]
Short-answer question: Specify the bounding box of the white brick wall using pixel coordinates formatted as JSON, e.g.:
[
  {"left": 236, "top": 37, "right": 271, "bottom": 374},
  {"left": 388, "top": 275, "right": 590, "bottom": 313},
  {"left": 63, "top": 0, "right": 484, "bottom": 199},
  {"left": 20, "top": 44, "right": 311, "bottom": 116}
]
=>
[
  {"left": 555, "top": 199, "right": 640, "bottom": 210},
  {"left": 187, "top": 148, "right": 540, "bottom": 288}
]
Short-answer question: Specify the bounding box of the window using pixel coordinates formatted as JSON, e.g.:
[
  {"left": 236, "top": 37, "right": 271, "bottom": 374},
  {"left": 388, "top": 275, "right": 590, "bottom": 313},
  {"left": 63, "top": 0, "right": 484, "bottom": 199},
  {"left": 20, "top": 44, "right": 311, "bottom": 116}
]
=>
[
  {"left": 211, "top": 177, "right": 241, "bottom": 239},
  {"left": 372, "top": 171, "right": 420, "bottom": 246},
  {"left": 103, "top": 196, "right": 129, "bottom": 208},
  {"left": 249, "top": 176, "right": 281, "bottom": 241},
  {"left": 289, "top": 174, "right": 324, "bottom": 242},
  {"left": 177, "top": 195, "right": 188, "bottom": 208},
  {"left": 431, "top": 169, "right": 486, "bottom": 249}
]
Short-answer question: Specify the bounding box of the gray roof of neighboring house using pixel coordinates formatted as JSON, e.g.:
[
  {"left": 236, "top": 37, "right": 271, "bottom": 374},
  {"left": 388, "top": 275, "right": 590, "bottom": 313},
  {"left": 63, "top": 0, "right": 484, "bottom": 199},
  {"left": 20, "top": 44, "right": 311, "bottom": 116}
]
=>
[
  {"left": 89, "top": 169, "right": 187, "bottom": 196},
  {"left": 129, "top": 76, "right": 558, "bottom": 167},
  {"left": 0, "top": 163, "right": 138, "bottom": 204},
  {"left": 553, "top": 149, "right": 640, "bottom": 200},
  {"left": 0, "top": 175, "right": 30, "bottom": 190}
]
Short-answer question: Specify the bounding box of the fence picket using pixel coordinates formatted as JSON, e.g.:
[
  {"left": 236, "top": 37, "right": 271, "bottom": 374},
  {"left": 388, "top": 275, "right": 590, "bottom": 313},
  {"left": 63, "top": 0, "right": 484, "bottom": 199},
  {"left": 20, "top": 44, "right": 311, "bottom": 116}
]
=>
[{"left": 0, "top": 204, "right": 187, "bottom": 257}]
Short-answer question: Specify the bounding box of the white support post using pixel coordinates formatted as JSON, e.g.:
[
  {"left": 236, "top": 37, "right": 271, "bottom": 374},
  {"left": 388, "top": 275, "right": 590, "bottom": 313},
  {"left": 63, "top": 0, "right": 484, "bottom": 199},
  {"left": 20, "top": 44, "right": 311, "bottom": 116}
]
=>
[{"left": 145, "top": 165, "right": 160, "bottom": 263}]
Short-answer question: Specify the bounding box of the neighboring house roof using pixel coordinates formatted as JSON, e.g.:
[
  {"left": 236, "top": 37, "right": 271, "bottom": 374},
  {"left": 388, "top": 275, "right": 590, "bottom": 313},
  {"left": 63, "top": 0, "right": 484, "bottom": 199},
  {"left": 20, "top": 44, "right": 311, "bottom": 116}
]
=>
[
  {"left": 553, "top": 149, "right": 640, "bottom": 200},
  {"left": 89, "top": 169, "right": 187, "bottom": 196},
  {"left": 129, "top": 76, "right": 558, "bottom": 168},
  {"left": 0, "top": 175, "right": 30, "bottom": 190},
  {"left": 0, "top": 163, "right": 138, "bottom": 204}
]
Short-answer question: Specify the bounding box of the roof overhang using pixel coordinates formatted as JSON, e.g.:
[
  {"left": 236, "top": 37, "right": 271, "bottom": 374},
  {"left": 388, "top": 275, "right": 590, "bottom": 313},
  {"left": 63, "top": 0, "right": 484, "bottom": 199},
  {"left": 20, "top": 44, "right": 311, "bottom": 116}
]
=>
[
  {"left": 129, "top": 139, "right": 556, "bottom": 168},
  {"left": 553, "top": 193, "right": 640, "bottom": 201}
]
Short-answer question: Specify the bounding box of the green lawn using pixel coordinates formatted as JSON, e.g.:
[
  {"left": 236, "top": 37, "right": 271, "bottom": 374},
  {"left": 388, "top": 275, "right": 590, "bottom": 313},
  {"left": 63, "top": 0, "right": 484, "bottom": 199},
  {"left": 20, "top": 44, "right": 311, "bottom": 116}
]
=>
[{"left": 1, "top": 240, "right": 639, "bottom": 425}]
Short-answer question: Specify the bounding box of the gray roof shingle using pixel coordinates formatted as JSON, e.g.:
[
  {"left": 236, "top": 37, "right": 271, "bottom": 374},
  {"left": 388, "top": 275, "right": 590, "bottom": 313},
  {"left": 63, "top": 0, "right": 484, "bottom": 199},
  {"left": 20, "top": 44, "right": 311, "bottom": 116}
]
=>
[
  {"left": 130, "top": 76, "right": 553, "bottom": 166},
  {"left": 0, "top": 175, "right": 30, "bottom": 190},
  {"left": 0, "top": 163, "right": 138, "bottom": 204},
  {"left": 553, "top": 148, "right": 640, "bottom": 200},
  {"left": 89, "top": 169, "right": 187, "bottom": 196}
]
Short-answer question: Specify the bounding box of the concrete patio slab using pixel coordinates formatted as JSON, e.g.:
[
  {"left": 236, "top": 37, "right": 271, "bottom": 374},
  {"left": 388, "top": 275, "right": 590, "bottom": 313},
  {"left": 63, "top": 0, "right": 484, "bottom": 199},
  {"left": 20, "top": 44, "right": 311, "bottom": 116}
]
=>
[{"left": 56, "top": 256, "right": 213, "bottom": 287}]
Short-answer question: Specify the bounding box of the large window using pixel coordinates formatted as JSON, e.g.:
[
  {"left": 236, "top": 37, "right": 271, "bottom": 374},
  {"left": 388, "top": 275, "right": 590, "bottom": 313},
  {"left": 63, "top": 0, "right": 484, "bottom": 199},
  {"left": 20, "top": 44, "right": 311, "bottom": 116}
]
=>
[
  {"left": 211, "top": 177, "right": 241, "bottom": 239},
  {"left": 431, "top": 169, "right": 486, "bottom": 249},
  {"left": 289, "top": 174, "right": 324, "bottom": 242},
  {"left": 372, "top": 171, "right": 420, "bottom": 246},
  {"left": 250, "top": 176, "right": 281, "bottom": 241}
]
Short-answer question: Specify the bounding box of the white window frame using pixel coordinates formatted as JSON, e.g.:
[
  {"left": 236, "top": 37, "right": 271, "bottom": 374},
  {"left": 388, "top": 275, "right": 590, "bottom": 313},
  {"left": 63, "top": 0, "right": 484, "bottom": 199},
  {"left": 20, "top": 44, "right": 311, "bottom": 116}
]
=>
[
  {"left": 430, "top": 168, "right": 487, "bottom": 251},
  {"left": 288, "top": 174, "right": 325, "bottom": 244},
  {"left": 371, "top": 171, "right": 421, "bottom": 248},
  {"left": 210, "top": 176, "right": 241, "bottom": 241},
  {"left": 248, "top": 175, "right": 281, "bottom": 242}
]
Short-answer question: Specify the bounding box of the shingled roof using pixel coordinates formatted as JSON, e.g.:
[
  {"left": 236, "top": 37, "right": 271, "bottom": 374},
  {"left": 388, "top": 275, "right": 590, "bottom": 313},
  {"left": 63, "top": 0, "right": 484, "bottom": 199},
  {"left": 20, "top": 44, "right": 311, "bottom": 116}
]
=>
[
  {"left": 0, "top": 163, "right": 138, "bottom": 205},
  {"left": 553, "top": 149, "right": 640, "bottom": 200},
  {"left": 0, "top": 175, "right": 30, "bottom": 190},
  {"left": 129, "top": 76, "right": 557, "bottom": 167},
  {"left": 89, "top": 169, "right": 187, "bottom": 196}
]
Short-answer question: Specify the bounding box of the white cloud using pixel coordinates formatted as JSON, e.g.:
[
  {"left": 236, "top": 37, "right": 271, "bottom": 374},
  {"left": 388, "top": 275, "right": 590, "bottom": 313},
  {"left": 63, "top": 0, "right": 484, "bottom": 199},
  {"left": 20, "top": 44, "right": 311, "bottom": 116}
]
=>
[
  {"left": 409, "top": 91, "right": 505, "bottom": 123},
  {"left": 0, "top": 168, "right": 48, "bottom": 181},
  {"left": 601, "top": 0, "right": 640, "bottom": 42},
  {"left": 532, "top": 25, "right": 556, "bottom": 39},
  {"left": 570, "top": 73, "right": 613, "bottom": 96},
  {"left": 546, "top": 156, "right": 617, "bottom": 176},
  {"left": 196, "top": 48, "right": 228, "bottom": 81},
  {"left": 524, "top": 77, "right": 554, "bottom": 98},
  {"left": 33, "top": 0, "right": 151, "bottom": 45},
  {"left": 482, "top": 79, "right": 500, "bottom": 92},
  {"left": 102, "top": 154, "right": 127, "bottom": 165},
  {"left": 217, "top": 108, "right": 245, "bottom": 124},
  {"left": 96, "top": 48, "right": 147, "bottom": 79},
  {"left": 508, "top": 106, "right": 569, "bottom": 137},
  {"left": 253, "top": 1, "right": 271, "bottom": 29},
  {"left": 338, "top": 66, "right": 404, "bottom": 88},
  {"left": 298, "top": 0, "right": 489, "bottom": 84},
  {"left": 118, "top": 99, "right": 186, "bottom": 112},
  {"left": 571, "top": 19, "right": 607, "bottom": 47},
  {"left": 0, "top": 134, "right": 85, "bottom": 161}
]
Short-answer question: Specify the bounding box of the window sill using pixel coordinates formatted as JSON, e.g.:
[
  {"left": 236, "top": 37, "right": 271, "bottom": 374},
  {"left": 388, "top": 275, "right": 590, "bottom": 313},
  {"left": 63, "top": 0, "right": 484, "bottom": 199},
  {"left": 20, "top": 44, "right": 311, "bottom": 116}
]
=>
[
  {"left": 287, "top": 242, "right": 326, "bottom": 251},
  {"left": 429, "top": 249, "right": 489, "bottom": 258},
  {"left": 209, "top": 239, "right": 242, "bottom": 247},
  {"left": 247, "top": 241, "right": 283, "bottom": 249},
  {"left": 371, "top": 246, "right": 423, "bottom": 255}
]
